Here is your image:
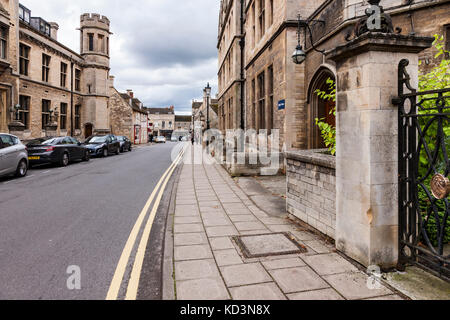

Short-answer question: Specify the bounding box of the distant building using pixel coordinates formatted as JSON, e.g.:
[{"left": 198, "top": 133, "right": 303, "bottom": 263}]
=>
[
  {"left": 148, "top": 106, "right": 175, "bottom": 139},
  {"left": 173, "top": 115, "right": 192, "bottom": 140},
  {"left": 192, "top": 93, "right": 219, "bottom": 131}
]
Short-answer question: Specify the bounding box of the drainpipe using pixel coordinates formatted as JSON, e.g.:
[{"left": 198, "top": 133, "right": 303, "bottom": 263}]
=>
[
  {"left": 70, "top": 57, "right": 74, "bottom": 137},
  {"left": 239, "top": 0, "right": 245, "bottom": 130}
]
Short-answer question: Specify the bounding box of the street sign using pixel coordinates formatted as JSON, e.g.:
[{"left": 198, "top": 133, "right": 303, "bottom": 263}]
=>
[{"left": 278, "top": 100, "right": 285, "bottom": 110}]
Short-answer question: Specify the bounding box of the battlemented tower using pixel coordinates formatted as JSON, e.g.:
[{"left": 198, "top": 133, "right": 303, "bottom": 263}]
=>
[{"left": 79, "top": 13, "right": 111, "bottom": 134}]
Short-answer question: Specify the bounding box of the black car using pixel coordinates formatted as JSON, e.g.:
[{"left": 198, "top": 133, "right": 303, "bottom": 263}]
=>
[
  {"left": 27, "top": 136, "right": 90, "bottom": 167},
  {"left": 117, "top": 136, "right": 132, "bottom": 153},
  {"left": 85, "top": 135, "right": 120, "bottom": 157}
]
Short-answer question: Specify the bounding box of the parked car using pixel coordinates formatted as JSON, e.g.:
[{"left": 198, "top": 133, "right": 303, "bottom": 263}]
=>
[
  {"left": 27, "top": 136, "right": 90, "bottom": 167},
  {"left": 117, "top": 136, "right": 132, "bottom": 153},
  {"left": 171, "top": 136, "right": 178, "bottom": 142},
  {"left": 85, "top": 135, "right": 120, "bottom": 157},
  {"left": 155, "top": 136, "right": 166, "bottom": 144},
  {"left": 0, "top": 134, "right": 28, "bottom": 178}
]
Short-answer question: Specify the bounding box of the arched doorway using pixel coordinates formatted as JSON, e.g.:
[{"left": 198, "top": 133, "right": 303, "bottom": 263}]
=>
[
  {"left": 307, "top": 67, "right": 336, "bottom": 149},
  {"left": 84, "top": 123, "right": 93, "bottom": 139}
]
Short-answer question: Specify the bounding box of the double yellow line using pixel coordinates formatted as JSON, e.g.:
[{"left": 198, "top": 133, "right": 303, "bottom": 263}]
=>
[{"left": 106, "top": 146, "right": 186, "bottom": 300}]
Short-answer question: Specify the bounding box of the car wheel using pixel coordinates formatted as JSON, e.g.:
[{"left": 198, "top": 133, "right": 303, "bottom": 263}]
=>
[
  {"left": 129, "top": 146, "right": 132, "bottom": 152},
  {"left": 83, "top": 150, "right": 90, "bottom": 162},
  {"left": 60, "top": 152, "right": 70, "bottom": 167},
  {"left": 15, "top": 160, "right": 28, "bottom": 178},
  {"left": 116, "top": 147, "right": 120, "bottom": 155},
  {"left": 102, "top": 148, "right": 108, "bottom": 158}
]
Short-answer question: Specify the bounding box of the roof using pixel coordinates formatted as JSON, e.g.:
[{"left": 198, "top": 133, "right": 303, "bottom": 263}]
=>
[
  {"left": 192, "top": 101, "right": 202, "bottom": 109},
  {"left": 175, "top": 115, "right": 192, "bottom": 122},
  {"left": 148, "top": 107, "right": 174, "bottom": 115}
]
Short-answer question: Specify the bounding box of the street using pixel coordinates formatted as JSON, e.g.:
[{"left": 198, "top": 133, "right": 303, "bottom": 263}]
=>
[{"left": 0, "top": 143, "right": 178, "bottom": 300}]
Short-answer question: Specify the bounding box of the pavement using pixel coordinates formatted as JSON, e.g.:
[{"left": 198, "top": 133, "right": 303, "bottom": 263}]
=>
[
  {"left": 163, "top": 147, "right": 408, "bottom": 300},
  {"left": 0, "top": 143, "right": 176, "bottom": 299}
]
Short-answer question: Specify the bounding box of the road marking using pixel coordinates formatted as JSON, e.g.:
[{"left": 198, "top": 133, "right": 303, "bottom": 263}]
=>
[
  {"left": 125, "top": 148, "right": 185, "bottom": 300},
  {"left": 105, "top": 149, "right": 184, "bottom": 300}
]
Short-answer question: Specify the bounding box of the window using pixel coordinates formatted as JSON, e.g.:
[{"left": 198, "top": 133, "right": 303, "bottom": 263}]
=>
[
  {"left": 19, "top": 95, "right": 30, "bottom": 129},
  {"left": 60, "top": 103, "right": 67, "bottom": 130},
  {"left": 75, "top": 69, "right": 81, "bottom": 91},
  {"left": 0, "top": 25, "right": 7, "bottom": 60},
  {"left": 19, "top": 44, "right": 30, "bottom": 76},
  {"left": 42, "top": 54, "right": 51, "bottom": 82},
  {"left": 268, "top": 65, "right": 274, "bottom": 131},
  {"left": 252, "top": 3, "right": 256, "bottom": 47},
  {"left": 98, "top": 34, "right": 105, "bottom": 53},
  {"left": 75, "top": 105, "right": 81, "bottom": 130},
  {"left": 88, "top": 33, "right": 94, "bottom": 51},
  {"left": 269, "top": 0, "right": 274, "bottom": 26},
  {"left": 229, "top": 98, "right": 233, "bottom": 129},
  {"left": 258, "top": 0, "right": 265, "bottom": 39},
  {"left": 107, "top": 37, "right": 110, "bottom": 55},
  {"left": 258, "top": 71, "right": 266, "bottom": 130},
  {"left": 445, "top": 25, "right": 450, "bottom": 58},
  {"left": 60, "top": 62, "right": 67, "bottom": 87},
  {"left": 251, "top": 79, "right": 256, "bottom": 129},
  {"left": 19, "top": 5, "right": 31, "bottom": 24},
  {"left": 42, "top": 100, "right": 51, "bottom": 129},
  {"left": 0, "top": 135, "right": 16, "bottom": 148},
  {"left": 162, "top": 121, "right": 166, "bottom": 129}
]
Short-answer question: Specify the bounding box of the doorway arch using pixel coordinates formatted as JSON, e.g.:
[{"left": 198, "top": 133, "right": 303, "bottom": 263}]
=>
[
  {"left": 84, "top": 123, "right": 93, "bottom": 139},
  {"left": 307, "top": 66, "right": 336, "bottom": 149}
]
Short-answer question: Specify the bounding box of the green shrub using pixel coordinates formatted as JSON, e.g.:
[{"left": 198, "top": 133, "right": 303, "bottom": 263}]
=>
[{"left": 315, "top": 78, "right": 336, "bottom": 155}]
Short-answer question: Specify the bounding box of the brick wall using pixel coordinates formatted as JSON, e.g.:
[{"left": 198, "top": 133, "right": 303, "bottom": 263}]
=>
[{"left": 286, "top": 149, "right": 336, "bottom": 239}]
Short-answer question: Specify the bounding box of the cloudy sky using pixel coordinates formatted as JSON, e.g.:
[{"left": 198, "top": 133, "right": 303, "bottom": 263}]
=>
[{"left": 20, "top": 0, "right": 220, "bottom": 115}]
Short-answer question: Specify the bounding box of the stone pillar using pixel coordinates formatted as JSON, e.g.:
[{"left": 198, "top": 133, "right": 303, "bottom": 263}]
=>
[
  {"left": 45, "top": 122, "right": 58, "bottom": 137},
  {"left": 327, "top": 33, "right": 433, "bottom": 269},
  {"left": 8, "top": 121, "right": 25, "bottom": 139}
]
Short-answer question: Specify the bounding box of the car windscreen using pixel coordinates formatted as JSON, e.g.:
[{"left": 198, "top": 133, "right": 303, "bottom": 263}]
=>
[
  {"left": 87, "top": 136, "right": 107, "bottom": 143},
  {"left": 117, "top": 137, "right": 125, "bottom": 141},
  {"left": 27, "top": 138, "right": 59, "bottom": 146}
]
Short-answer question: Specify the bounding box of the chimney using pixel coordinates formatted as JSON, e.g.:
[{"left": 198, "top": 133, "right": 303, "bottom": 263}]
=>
[
  {"left": 126, "top": 89, "right": 134, "bottom": 98},
  {"left": 49, "top": 22, "right": 59, "bottom": 40}
]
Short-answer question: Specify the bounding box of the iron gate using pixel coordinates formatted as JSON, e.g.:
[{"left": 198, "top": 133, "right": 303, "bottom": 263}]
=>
[{"left": 394, "top": 59, "right": 450, "bottom": 281}]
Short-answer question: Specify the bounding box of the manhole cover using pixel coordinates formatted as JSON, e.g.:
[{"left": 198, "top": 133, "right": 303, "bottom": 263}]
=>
[{"left": 232, "top": 233, "right": 307, "bottom": 259}]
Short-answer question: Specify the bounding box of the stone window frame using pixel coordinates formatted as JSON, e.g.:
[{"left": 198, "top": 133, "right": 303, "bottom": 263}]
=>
[
  {"left": 445, "top": 24, "right": 450, "bottom": 59},
  {"left": 252, "top": 2, "right": 256, "bottom": 48},
  {"left": 251, "top": 78, "right": 256, "bottom": 129},
  {"left": 42, "top": 53, "right": 51, "bottom": 83},
  {"left": 41, "top": 99, "right": 51, "bottom": 130},
  {"left": 98, "top": 34, "right": 105, "bottom": 53},
  {"left": 19, "top": 95, "right": 30, "bottom": 130},
  {"left": 257, "top": 70, "right": 266, "bottom": 130},
  {"left": 74, "top": 104, "right": 81, "bottom": 130},
  {"left": 258, "top": 0, "right": 265, "bottom": 40},
  {"left": 60, "top": 62, "right": 67, "bottom": 88},
  {"left": 88, "top": 33, "right": 94, "bottom": 51},
  {"left": 75, "top": 69, "right": 81, "bottom": 92},
  {"left": 19, "top": 43, "right": 30, "bottom": 76},
  {"left": 0, "top": 23, "right": 8, "bottom": 60},
  {"left": 267, "top": 64, "right": 274, "bottom": 132},
  {"left": 268, "top": 0, "right": 273, "bottom": 27},
  {"left": 60, "top": 102, "right": 68, "bottom": 130}
]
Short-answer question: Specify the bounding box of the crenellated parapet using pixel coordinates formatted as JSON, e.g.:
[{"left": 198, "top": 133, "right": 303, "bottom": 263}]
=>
[{"left": 80, "top": 13, "right": 110, "bottom": 31}]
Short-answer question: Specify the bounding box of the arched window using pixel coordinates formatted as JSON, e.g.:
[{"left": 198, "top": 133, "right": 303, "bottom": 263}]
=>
[{"left": 307, "top": 67, "right": 336, "bottom": 149}]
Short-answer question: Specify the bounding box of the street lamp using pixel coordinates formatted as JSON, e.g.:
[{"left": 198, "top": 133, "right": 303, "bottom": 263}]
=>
[
  {"left": 292, "top": 14, "right": 325, "bottom": 65},
  {"left": 204, "top": 83, "right": 211, "bottom": 130}
]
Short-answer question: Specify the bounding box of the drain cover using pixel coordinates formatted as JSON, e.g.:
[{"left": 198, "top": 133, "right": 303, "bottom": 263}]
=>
[{"left": 232, "top": 233, "right": 307, "bottom": 258}]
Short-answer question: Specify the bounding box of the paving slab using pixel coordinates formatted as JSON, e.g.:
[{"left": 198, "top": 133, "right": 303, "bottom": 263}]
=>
[
  {"left": 303, "top": 240, "right": 334, "bottom": 254},
  {"left": 203, "top": 218, "right": 232, "bottom": 227},
  {"left": 174, "top": 233, "right": 208, "bottom": 246},
  {"left": 175, "top": 216, "right": 202, "bottom": 224},
  {"left": 174, "top": 245, "right": 213, "bottom": 261},
  {"left": 230, "top": 283, "right": 287, "bottom": 300},
  {"left": 229, "top": 215, "right": 258, "bottom": 222},
  {"left": 287, "top": 288, "right": 344, "bottom": 300},
  {"left": 210, "top": 237, "right": 235, "bottom": 251},
  {"left": 234, "top": 233, "right": 305, "bottom": 258},
  {"left": 262, "top": 258, "right": 306, "bottom": 270},
  {"left": 235, "top": 221, "right": 267, "bottom": 231},
  {"left": 302, "top": 253, "right": 359, "bottom": 276},
  {"left": 221, "top": 263, "right": 272, "bottom": 287},
  {"left": 177, "top": 278, "right": 230, "bottom": 300},
  {"left": 206, "top": 226, "right": 239, "bottom": 237},
  {"left": 323, "top": 272, "right": 393, "bottom": 300},
  {"left": 175, "top": 259, "right": 221, "bottom": 281},
  {"left": 269, "top": 267, "right": 330, "bottom": 294},
  {"left": 174, "top": 223, "right": 204, "bottom": 234},
  {"left": 214, "top": 249, "right": 244, "bottom": 267}
]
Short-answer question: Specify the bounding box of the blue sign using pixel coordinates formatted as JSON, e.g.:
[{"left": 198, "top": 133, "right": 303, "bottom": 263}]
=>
[{"left": 278, "top": 100, "right": 285, "bottom": 110}]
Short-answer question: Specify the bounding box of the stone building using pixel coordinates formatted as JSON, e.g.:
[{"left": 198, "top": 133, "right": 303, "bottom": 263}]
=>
[
  {"left": 173, "top": 115, "right": 192, "bottom": 140},
  {"left": 109, "top": 88, "right": 148, "bottom": 144},
  {"left": 148, "top": 106, "right": 175, "bottom": 139},
  {"left": 192, "top": 95, "right": 219, "bottom": 131},
  {"left": 0, "top": 1, "right": 131, "bottom": 141},
  {"left": 218, "top": 0, "right": 450, "bottom": 167},
  {"left": 217, "top": 0, "right": 244, "bottom": 131}
]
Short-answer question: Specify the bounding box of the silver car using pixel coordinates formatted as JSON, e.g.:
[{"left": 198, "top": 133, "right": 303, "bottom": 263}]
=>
[{"left": 0, "top": 134, "right": 28, "bottom": 178}]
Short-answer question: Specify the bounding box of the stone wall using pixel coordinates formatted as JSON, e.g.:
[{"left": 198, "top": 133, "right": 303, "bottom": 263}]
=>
[{"left": 286, "top": 149, "right": 336, "bottom": 239}]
